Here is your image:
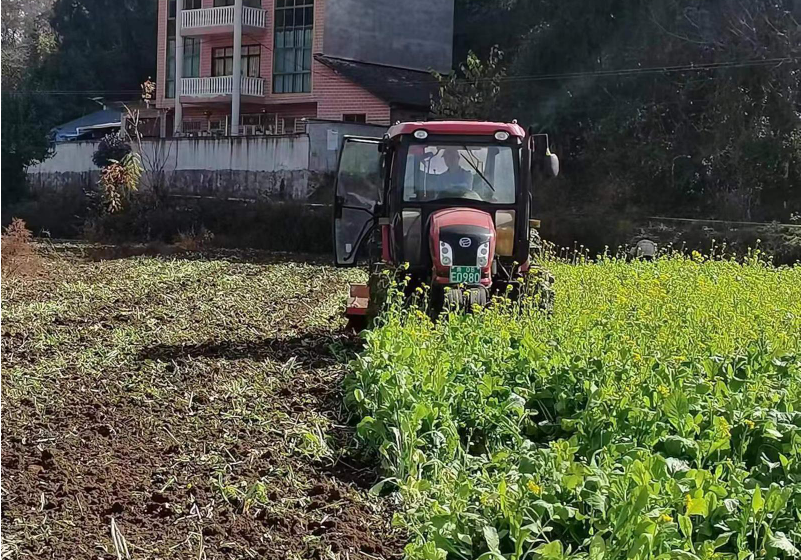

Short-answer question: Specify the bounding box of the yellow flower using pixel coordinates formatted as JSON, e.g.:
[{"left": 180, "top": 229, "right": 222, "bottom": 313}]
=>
[
  {"left": 527, "top": 481, "right": 542, "bottom": 495},
  {"left": 743, "top": 419, "right": 755, "bottom": 430},
  {"left": 657, "top": 385, "right": 670, "bottom": 398},
  {"left": 716, "top": 417, "right": 731, "bottom": 438},
  {"left": 659, "top": 513, "right": 673, "bottom": 523}
]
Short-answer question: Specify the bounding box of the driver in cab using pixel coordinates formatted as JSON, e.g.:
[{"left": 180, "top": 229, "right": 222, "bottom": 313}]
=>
[{"left": 429, "top": 148, "right": 482, "bottom": 201}]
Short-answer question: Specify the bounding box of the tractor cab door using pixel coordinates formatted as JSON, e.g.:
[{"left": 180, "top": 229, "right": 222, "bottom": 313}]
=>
[{"left": 334, "top": 136, "right": 383, "bottom": 266}]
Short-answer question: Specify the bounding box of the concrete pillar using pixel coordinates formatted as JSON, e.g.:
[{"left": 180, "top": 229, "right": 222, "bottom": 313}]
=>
[
  {"left": 174, "top": 0, "right": 184, "bottom": 135},
  {"left": 231, "top": 0, "right": 243, "bottom": 136}
]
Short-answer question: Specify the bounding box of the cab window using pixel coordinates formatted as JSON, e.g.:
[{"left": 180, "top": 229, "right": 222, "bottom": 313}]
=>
[{"left": 403, "top": 144, "right": 516, "bottom": 204}]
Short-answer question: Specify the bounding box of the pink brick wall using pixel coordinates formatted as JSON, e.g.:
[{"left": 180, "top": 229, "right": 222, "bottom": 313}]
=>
[
  {"left": 314, "top": 64, "right": 391, "bottom": 124},
  {"left": 155, "top": 0, "right": 391, "bottom": 125}
]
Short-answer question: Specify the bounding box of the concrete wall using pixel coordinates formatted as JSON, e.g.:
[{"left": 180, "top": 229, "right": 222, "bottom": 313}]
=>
[
  {"left": 323, "top": 0, "right": 453, "bottom": 73},
  {"left": 27, "top": 122, "right": 391, "bottom": 201},
  {"left": 28, "top": 135, "right": 316, "bottom": 200}
]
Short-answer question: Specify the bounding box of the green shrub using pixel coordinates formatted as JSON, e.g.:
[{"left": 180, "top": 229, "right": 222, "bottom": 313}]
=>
[
  {"left": 346, "top": 253, "right": 801, "bottom": 560},
  {"left": 92, "top": 132, "right": 131, "bottom": 168}
]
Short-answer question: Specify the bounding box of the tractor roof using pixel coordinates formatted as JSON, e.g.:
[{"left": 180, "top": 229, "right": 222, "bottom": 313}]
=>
[{"left": 386, "top": 121, "right": 526, "bottom": 139}]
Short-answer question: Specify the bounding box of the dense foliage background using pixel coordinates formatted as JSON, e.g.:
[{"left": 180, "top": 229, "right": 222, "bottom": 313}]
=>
[
  {"left": 451, "top": 0, "right": 801, "bottom": 223},
  {"left": 1, "top": 0, "right": 156, "bottom": 206}
]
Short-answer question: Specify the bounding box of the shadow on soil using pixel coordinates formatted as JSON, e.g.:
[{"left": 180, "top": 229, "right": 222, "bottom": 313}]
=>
[
  {"left": 136, "top": 331, "right": 360, "bottom": 367},
  {"left": 47, "top": 240, "right": 334, "bottom": 266},
  {"left": 137, "top": 331, "right": 381, "bottom": 491}
]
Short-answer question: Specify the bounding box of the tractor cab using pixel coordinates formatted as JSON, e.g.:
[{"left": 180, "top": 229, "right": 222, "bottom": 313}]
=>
[{"left": 333, "top": 121, "right": 558, "bottom": 321}]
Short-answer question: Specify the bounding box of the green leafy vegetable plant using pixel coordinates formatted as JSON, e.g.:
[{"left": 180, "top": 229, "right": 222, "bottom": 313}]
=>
[{"left": 346, "top": 252, "right": 801, "bottom": 559}]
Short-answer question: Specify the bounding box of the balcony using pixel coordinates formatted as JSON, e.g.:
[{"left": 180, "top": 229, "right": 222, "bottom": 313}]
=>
[
  {"left": 180, "top": 6, "right": 266, "bottom": 35},
  {"left": 181, "top": 76, "right": 265, "bottom": 98}
]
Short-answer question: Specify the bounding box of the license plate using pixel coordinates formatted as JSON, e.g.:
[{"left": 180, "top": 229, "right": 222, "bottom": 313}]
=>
[{"left": 449, "top": 266, "right": 481, "bottom": 284}]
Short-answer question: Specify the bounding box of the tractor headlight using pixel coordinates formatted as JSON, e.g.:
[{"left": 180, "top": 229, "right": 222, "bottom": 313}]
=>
[
  {"left": 439, "top": 241, "right": 453, "bottom": 266},
  {"left": 477, "top": 241, "right": 490, "bottom": 267}
]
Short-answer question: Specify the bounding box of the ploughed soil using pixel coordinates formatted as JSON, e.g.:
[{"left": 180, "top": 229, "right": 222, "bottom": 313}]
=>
[{"left": 1, "top": 246, "right": 404, "bottom": 559}]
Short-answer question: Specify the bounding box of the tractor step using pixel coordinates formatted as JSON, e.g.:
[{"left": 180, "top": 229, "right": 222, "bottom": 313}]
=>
[{"left": 346, "top": 283, "right": 370, "bottom": 317}]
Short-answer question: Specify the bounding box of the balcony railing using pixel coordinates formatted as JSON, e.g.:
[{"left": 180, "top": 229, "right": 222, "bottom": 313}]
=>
[
  {"left": 181, "top": 6, "right": 266, "bottom": 31},
  {"left": 243, "top": 6, "right": 266, "bottom": 28},
  {"left": 182, "top": 6, "right": 231, "bottom": 29},
  {"left": 241, "top": 76, "right": 264, "bottom": 96},
  {"left": 182, "top": 76, "right": 231, "bottom": 97},
  {"left": 181, "top": 76, "right": 264, "bottom": 98}
]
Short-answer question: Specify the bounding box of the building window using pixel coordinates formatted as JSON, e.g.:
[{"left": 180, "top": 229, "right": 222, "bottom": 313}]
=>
[
  {"left": 212, "top": 45, "right": 260, "bottom": 77},
  {"left": 343, "top": 114, "right": 366, "bottom": 123},
  {"left": 169, "top": 0, "right": 202, "bottom": 17},
  {"left": 273, "top": 0, "right": 313, "bottom": 93},
  {"left": 167, "top": 38, "right": 176, "bottom": 97},
  {"left": 214, "top": 0, "right": 262, "bottom": 7},
  {"left": 183, "top": 38, "right": 201, "bottom": 77},
  {"left": 166, "top": 33, "right": 200, "bottom": 97}
]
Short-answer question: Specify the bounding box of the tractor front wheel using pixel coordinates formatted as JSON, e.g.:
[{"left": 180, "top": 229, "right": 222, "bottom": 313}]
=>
[{"left": 431, "top": 284, "right": 489, "bottom": 316}]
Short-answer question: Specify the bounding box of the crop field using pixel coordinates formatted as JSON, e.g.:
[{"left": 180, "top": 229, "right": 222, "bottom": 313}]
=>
[
  {"left": 347, "top": 253, "right": 801, "bottom": 559},
  {"left": 2, "top": 246, "right": 800, "bottom": 560},
  {"left": 1, "top": 247, "right": 404, "bottom": 559}
]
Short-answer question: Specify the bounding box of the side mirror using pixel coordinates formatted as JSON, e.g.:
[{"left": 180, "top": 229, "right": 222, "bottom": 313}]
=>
[
  {"left": 527, "top": 130, "right": 560, "bottom": 179},
  {"left": 546, "top": 152, "right": 559, "bottom": 178}
]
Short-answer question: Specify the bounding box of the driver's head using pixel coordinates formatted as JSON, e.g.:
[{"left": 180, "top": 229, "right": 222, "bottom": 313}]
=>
[{"left": 442, "top": 148, "right": 461, "bottom": 170}]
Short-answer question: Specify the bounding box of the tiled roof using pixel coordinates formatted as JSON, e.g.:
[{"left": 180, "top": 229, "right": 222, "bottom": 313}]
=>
[{"left": 315, "top": 55, "right": 438, "bottom": 109}]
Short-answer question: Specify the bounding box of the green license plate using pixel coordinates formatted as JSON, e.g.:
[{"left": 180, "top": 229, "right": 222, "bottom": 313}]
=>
[{"left": 449, "top": 266, "right": 481, "bottom": 284}]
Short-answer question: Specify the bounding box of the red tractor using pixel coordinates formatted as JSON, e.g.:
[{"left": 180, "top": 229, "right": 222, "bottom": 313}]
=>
[{"left": 333, "top": 121, "right": 559, "bottom": 324}]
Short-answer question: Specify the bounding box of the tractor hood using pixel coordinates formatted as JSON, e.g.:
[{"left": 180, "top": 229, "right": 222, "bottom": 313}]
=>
[{"left": 429, "top": 208, "right": 495, "bottom": 286}]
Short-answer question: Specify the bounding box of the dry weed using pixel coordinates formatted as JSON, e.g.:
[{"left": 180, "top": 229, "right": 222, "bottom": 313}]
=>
[{"left": 1, "top": 218, "right": 42, "bottom": 278}]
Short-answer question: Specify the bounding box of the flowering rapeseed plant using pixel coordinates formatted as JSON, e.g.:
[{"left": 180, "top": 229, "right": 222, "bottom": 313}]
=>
[{"left": 346, "top": 253, "right": 801, "bottom": 559}]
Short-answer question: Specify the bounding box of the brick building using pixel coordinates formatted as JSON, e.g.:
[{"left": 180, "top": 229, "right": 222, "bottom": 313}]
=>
[{"left": 155, "top": 0, "right": 452, "bottom": 136}]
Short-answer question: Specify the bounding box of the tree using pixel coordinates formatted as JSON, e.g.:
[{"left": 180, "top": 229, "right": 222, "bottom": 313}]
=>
[
  {"left": 431, "top": 46, "right": 507, "bottom": 120},
  {"left": 42, "top": 0, "right": 157, "bottom": 98},
  {"left": 454, "top": 0, "right": 801, "bottom": 221},
  {"left": 2, "top": 0, "right": 157, "bottom": 208},
  {"left": 1, "top": 0, "right": 58, "bottom": 205},
  {"left": 92, "top": 132, "right": 132, "bottom": 168},
  {"left": 1, "top": 93, "right": 56, "bottom": 204},
  {"left": 97, "top": 153, "right": 142, "bottom": 213},
  {"left": 1, "top": 0, "right": 57, "bottom": 90}
]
